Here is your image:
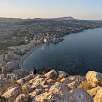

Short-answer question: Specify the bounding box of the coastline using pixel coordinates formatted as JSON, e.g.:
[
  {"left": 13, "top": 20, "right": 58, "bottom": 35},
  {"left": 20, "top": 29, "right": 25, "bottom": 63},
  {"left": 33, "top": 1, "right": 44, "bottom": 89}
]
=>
[{"left": 6, "top": 27, "right": 102, "bottom": 71}]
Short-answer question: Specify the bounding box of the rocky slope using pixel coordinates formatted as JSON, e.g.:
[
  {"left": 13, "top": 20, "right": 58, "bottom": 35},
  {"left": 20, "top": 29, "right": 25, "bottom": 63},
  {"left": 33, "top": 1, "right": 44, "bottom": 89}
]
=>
[{"left": 0, "top": 69, "right": 102, "bottom": 102}]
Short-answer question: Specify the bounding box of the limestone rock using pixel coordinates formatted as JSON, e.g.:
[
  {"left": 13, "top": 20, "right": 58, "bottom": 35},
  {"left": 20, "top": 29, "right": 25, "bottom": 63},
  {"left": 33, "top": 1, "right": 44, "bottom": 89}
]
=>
[
  {"left": 17, "top": 74, "right": 33, "bottom": 85},
  {"left": 16, "top": 74, "right": 33, "bottom": 85},
  {"left": 44, "top": 70, "right": 58, "bottom": 79},
  {"left": 68, "top": 88, "right": 93, "bottom": 102},
  {"left": 80, "top": 80, "right": 93, "bottom": 90},
  {"left": 58, "top": 71, "right": 67, "bottom": 79},
  {"left": 30, "top": 87, "right": 44, "bottom": 97},
  {"left": 35, "top": 82, "right": 70, "bottom": 102},
  {"left": 23, "top": 74, "right": 33, "bottom": 82},
  {"left": 29, "top": 75, "right": 42, "bottom": 84},
  {"left": 15, "top": 94, "right": 28, "bottom": 102},
  {"left": 2, "top": 87, "right": 21, "bottom": 99},
  {"left": 62, "top": 76, "right": 83, "bottom": 90},
  {"left": 86, "top": 71, "right": 102, "bottom": 87},
  {"left": 35, "top": 92, "right": 50, "bottom": 102},
  {"left": 87, "top": 86, "right": 101, "bottom": 97},
  {"left": 31, "top": 78, "right": 44, "bottom": 89},
  {"left": 17, "top": 79, "right": 25, "bottom": 85},
  {"left": 46, "top": 79, "right": 55, "bottom": 85},
  {"left": 94, "top": 88, "right": 102, "bottom": 102},
  {"left": 49, "top": 82, "right": 69, "bottom": 94}
]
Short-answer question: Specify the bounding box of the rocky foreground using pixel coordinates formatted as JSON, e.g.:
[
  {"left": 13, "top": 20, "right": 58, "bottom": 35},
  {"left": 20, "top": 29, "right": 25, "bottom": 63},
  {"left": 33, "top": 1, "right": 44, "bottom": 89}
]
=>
[{"left": 0, "top": 69, "right": 102, "bottom": 102}]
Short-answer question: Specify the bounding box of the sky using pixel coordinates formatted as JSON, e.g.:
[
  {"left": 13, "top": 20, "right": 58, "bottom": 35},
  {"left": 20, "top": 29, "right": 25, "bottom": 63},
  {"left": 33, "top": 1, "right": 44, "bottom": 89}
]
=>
[{"left": 0, "top": 0, "right": 102, "bottom": 20}]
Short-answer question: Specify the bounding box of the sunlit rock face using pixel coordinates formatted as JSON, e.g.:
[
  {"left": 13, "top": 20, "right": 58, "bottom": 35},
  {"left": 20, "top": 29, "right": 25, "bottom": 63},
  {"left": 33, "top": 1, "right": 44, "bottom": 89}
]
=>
[
  {"left": 1, "top": 70, "right": 102, "bottom": 102},
  {"left": 94, "top": 88, "right": 102, "bottom": 102},
  {"left": 86, "top": 71, "right": 102, "bottom": 87},
  {"left": 2, "top": 87, "right": 21, "bottom": 102}
]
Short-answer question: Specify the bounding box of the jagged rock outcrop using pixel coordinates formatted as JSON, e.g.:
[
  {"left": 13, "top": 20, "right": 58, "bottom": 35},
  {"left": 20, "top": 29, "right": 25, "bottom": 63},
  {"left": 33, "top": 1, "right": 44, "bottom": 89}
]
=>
[
  {"left": 35, "top": 82, "right": 70, "bottom": 102},
  {"left": 1, "top": 70, "right": 102, "bottom": 102}
]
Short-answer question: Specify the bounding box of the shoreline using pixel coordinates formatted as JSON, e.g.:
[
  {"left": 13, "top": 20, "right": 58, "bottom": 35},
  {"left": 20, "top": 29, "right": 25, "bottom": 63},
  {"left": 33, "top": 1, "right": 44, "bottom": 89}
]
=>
[
  {"left": 7, "top": 27, "right": 102, "bottom": 70},
  {"left": 0, "top": 26, "right": 102, "bottom": 77}
]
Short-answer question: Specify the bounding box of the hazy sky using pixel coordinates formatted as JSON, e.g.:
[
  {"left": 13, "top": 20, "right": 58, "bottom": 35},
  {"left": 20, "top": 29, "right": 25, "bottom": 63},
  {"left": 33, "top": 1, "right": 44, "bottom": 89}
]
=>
[{"left": 0, "top": 0, "right": 102, "bottom": 20}]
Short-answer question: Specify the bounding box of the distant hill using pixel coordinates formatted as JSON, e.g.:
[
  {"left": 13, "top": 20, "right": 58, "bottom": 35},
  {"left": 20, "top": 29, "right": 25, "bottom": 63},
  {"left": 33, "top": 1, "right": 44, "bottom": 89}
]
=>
[{"left": 51, "top": 17, "right": 75, "bottom": 21}]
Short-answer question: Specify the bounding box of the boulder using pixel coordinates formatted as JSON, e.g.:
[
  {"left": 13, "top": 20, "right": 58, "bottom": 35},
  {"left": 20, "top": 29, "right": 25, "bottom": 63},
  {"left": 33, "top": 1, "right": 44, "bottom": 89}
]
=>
[
  {"left": 62, "top": 76, "right": 83, "bottom": 90},
  {"left": 46, "top": 79, "right": 55, "bottom": 85},
  {"left": 29, "top": 75, "right": 42, "bottom": 84},
  {"left": 87, "top": 86, "right": 101, "bottom": 97},
  {"left": 17, "top": 79, "right": 25, "bottom": 85},
  {"left": 16, "top": 74, "right": 33, "bottom": 85},
  {"left": 80, "top": 80, "right": 93, "bottom": 90},
  {"left": 35, "top": 92, "right": 51, "bottom": 102},
  {"left": 68, "top": 88, "right": 93, "bottom": 102},
  {"left": 35, "top": 82, "right": 70, "bottom": 102},
  {"left": 49, "top": 82, "right": 69, "bottom": 94},
  {"left": 31, "top": 78, "right": 44, "bottom": 89},
  {"left": 58, "top": 71, "right": 67, "bottom": 79},
  {"left": 44, "top": 70, "right": 58, "bottom": 79},
  {"left": 15, "top": 94, "right": 28, "bottom": 102},
  {"left": 23, "top": 74, "right": 33, "bottom": 82},
  {"left": 30, "top": 87, "right": 44, "bottom": 97},
  {"left": 86, "top": 71, "right": 102, "bottom": 87},
  {"left": 94, "top": 88, "right": 102, "bottom": 102},
  {"left": 2, "top": 87, "right": 21, "bottom": 101},
  {"left": 35, "top": 85, "right": 93, "bottom": 102}
]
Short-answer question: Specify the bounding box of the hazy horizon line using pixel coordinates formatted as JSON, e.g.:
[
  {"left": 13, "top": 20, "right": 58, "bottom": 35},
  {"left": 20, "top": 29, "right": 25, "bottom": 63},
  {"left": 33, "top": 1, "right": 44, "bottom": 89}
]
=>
[{"left": 0, "top": 16, "right": 102, "bottom": 21}]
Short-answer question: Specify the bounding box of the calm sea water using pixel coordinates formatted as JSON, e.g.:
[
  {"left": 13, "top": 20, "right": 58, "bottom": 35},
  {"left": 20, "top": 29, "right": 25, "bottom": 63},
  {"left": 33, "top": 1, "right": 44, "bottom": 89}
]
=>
[{"left": 23, "top": 28, "right": 102, "bottom": 74}]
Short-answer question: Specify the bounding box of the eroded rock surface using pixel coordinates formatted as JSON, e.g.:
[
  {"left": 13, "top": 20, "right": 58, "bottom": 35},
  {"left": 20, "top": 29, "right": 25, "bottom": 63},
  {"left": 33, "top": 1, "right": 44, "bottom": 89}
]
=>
[{"left": 1, "top": 70, "right": 102, "bottom": 102}]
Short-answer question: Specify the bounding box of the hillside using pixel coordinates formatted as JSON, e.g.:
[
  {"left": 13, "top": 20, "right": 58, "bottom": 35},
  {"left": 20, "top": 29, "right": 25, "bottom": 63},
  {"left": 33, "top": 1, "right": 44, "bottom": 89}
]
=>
[{"left": 0, "top": 17, "right": 102, "bottom": 53}]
